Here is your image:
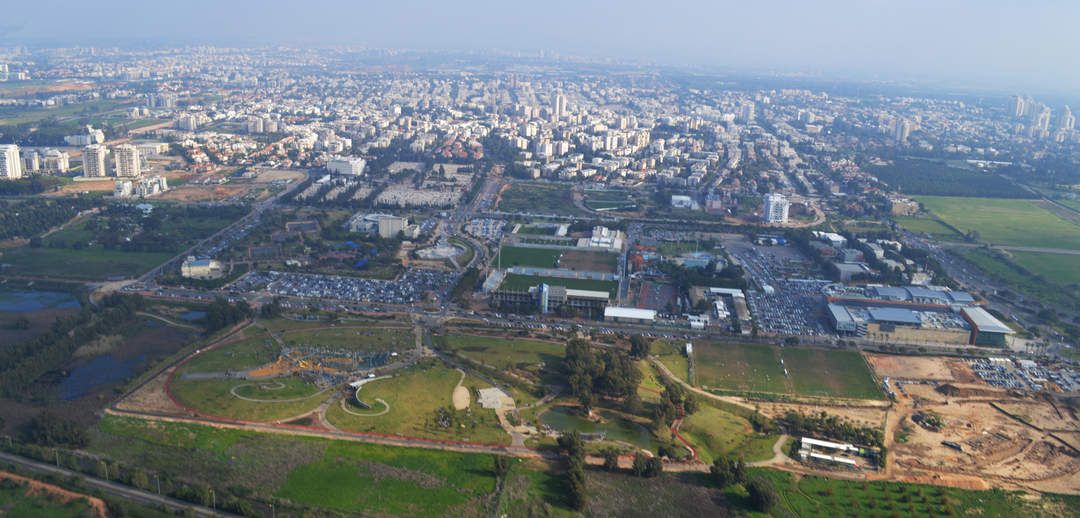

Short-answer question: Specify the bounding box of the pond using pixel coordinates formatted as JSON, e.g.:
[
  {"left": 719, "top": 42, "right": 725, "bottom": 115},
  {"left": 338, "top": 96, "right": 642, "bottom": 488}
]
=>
[
  {"left": 178, "top": 310, "right": 207, "bottom": 322},
  {"left": 59, "top": 354, "right": 146, "bottom": 401},
  {"left": 0, "top": 290, "right": 80, "bottom": 312},
  {"left": 539, "top": 406, "right": 657, "bottom": 451}
]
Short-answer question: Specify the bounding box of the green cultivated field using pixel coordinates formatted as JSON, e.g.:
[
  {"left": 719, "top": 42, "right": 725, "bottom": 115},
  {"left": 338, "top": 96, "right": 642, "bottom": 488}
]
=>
[
  {"left": 169, "top": 377, "right": 325, "bottom": 422},
  {"left": 0, "top": 246, "right": 173, "bottom": 280},
  {"left": 495, "top": 246, "right": 563, "bottom": 268},
  {"left": 1008, "top": 251, "right": 1080, "bottom": 285},
  {"left": 918, "top": 196, "right": 1080, "bottom": 250},
  {"left": 499, "top": 273, "right": 617, "bottom": 296},
  {"left": 325, "top": 361, "right": 509, "bottom": 445},
  {"left": 664, "top": 340, "right": 882, "bottom": 400}
]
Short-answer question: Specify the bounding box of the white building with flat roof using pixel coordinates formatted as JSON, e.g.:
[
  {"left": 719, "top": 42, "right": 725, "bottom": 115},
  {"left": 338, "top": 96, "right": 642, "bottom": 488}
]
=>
[
  {"left": 113, "top": 144, "right": 141, "bottom": 177},
  {"left": 83, "top": 144, "right": 108, "bottom": 178},
  {"left": 0, "top": 145, "right": 22, "bottom": 179},
  {"left": 763, "top": 193, "right": 790, "bottom": 224},
  {"left": 327, "top": 156, "right": 367, "bottom": 176}
]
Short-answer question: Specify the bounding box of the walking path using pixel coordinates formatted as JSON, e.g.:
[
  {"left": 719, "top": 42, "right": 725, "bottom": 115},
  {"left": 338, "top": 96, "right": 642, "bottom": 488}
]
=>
[{"left": 137, "top": 312, "right": 201, "bottom": 330}]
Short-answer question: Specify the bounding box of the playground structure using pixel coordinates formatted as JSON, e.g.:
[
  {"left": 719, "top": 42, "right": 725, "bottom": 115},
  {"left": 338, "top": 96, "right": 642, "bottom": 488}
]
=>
[{"left": 246, "top": 345, "right": 399, "bottom": 389}]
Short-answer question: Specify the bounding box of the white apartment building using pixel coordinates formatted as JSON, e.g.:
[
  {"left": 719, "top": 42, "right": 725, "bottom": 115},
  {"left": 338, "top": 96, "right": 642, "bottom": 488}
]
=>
[
  {"left": 0, "top": 145, "right": 22, "bottom": 179},
  {"left": 327, "top": 156, "right": 367, "bottom": 176},
  {"left": 113, "top": 144, "right": 141, "bottom": 177},
  {"left": 83, "top": 144, "right": 108, "bottom": 178},
  {"left": 763, "top": 193, "right": 790, "bottom": 224}
]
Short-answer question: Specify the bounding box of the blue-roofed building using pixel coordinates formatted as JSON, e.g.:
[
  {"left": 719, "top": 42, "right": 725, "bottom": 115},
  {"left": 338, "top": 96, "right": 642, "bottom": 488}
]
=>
[{"left": 868, "top": 307, "right": 922, "bottom": 326}]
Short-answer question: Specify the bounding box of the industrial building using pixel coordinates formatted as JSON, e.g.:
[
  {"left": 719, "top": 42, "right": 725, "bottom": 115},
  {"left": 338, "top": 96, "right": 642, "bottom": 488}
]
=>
[
  {"left": 181, "top": 256, "right": 225, "bottom": 280},
  {"left": 690, "top": 286, "right": 752, "bottom": 334},
  {"left": 493, "top": 283, "right": 609, "bottom": 316},
  {"left": 344, "top": 212, "right": 420, "bottom": 239},
  {"left": 576, "top": 226, "right": 624, "bottom": 250},
  {"left": 827, "top": 286, "right": 1013, "bottom": 346},
  {"left": 603, "top": 306, "right": 657, "bottom": 324}
]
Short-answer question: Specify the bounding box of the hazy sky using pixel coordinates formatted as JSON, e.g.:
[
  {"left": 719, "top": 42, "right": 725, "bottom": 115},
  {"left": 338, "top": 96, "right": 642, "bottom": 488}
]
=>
[{"left": 6, "top": 0, "right": 1077, "bottom": 94}]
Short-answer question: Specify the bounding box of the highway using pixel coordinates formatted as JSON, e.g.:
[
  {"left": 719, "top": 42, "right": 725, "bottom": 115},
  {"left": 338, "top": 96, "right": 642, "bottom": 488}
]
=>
[{"left": 0, "top": 451, "right": 238, "bottom": 518}]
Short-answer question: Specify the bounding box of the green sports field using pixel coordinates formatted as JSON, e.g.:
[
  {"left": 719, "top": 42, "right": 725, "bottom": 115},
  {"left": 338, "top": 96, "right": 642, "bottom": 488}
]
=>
[
  {"left": 693, "top": 341, "right": 788, "bottom": 394},
  {"left": 499, "top": 273, "right": 617, "bottom": 296},
  {"left": 494, "top": 246, "right": 563, "bottom": 268},
  {"left": 917, "top": 196, "right": 1080, "bottom": 250}
]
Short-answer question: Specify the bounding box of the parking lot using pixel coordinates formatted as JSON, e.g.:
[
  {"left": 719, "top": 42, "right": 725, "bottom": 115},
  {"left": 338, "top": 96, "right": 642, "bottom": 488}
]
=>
[
  {"left": 731, "top": 244, "right": 831, "bottom": 337},
  {"left": 232, "top": 268, "right": 458, "bottom": 304}
]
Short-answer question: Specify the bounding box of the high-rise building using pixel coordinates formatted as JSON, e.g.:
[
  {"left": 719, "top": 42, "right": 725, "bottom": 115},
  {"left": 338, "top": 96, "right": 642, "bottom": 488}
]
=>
[
  {"left": 0, "top": 145, "right": 22, "bottom": 179},
  {"left": 552, "top": 93, "right": 566, "bottom": 122},
  {"left": 893, "top": 118, "right": 911, "bottom": 143},
  {"left": 1036, "top": 107, "right": 1052, "bottom": 132},
  {"left": 113, "top": 144, "right": 141, "bottom": 177},
  {"left": 23, "top": 150, "right": 40, "bottom": 173},
  {"left": 1009, "top": 95, "right": 1025, "bottom": 118},
  {"left": 762, "top": 193, "right": 790, "bottom": 224},
  {"left": 83, "top": 144, "right": 108, "bottom": 178},
  {"left": 1058, "top": 106, "right": 1075, "bottom": 131},
  {"left": 43, "top": 149, "right": 69, "bottom": 173}
]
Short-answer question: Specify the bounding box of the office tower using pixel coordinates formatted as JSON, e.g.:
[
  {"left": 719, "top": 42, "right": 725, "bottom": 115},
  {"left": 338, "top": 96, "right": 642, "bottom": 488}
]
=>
[
  {"left": 893, "top": 118, "right": 911, "bottom": 143},
  {"left": 1010, "top": 95, "right": 1025, "bottom": 118},
  {"left": 113, "top": 144, "right": 141, "bottom": 177},
  {"left": 1058, "top": 106, "right": 1075, "bottom": 131},
  {"left": 0, "top": 145, "right": 22, "bottom": 179},
  {"left": 1036, "top": 107, "right": 1052, "bottom": 132},
  {"left": 763, "top": 193, "right": 790, "bottom": 224},
  {"left": 83, "top": 144, "right": 108, "bottom": 178}
]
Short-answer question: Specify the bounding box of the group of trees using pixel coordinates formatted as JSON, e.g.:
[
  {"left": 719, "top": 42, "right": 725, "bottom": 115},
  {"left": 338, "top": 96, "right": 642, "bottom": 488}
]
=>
[
  {"left": 865, "top": 159, "right": 1026, "bottom": 198},
  {"left": 558, "top": 431, "right": 588, "bottom": 510},
  {"left": 205, "top": 296, "right": 254, "bottom": 332},
  {"left": 659, "top": 260, "right": 747, "bottom": 294},
  {"left": 652, "top": 379, "right": 697, "bottom": 432},
  {"left": 563, "top": 338, "right": 641, "bottom": 412},
  {"left": 777, "top": 411, "right": 884, "bottom": 448},
  {"left": 711, "top": 456, "right": 778, "bottom": 513},
  {"left": 631, "top": 451, "right": 664, "bottom": 478},
  {"left": 0, "top": 199, "right": 93, "bottom": 241},
  {"left": 0, "top": 177, "right": 63, "bottom": 196},
  {"left": 19, "top": 412, "right": 88, "bottom": 448}
]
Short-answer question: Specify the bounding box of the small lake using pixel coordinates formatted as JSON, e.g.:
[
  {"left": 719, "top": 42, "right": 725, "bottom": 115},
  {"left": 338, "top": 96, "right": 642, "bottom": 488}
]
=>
[
  {"left": 59, "top": 354, "right": 146, "bottom": 401},
  {"left": 539, "top": 406, "right": 657, "bottom": 451},
  {"left": 0, "top": 290, "right": 80, "bottom": 312},
  {"left": 178, "top": 310, "right": 207, "bottom": 322}
]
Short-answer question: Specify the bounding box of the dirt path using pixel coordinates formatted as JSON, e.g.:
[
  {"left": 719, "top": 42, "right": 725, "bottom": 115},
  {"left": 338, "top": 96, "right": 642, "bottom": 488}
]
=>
[
  {"left": 649, "top": 357, "right": 756, "bottom": 410},
  {"left": 339, "top": 397, "right": 391, "bottom": 417},
  {"left": 452, "top": 368, "right": 470, "bottom": 410},
  {"left": 749, "top": 434, "right": 791, "bottom": 467},
  {"left": 137, "top": 311, "right": 201, "bottom": 330}
]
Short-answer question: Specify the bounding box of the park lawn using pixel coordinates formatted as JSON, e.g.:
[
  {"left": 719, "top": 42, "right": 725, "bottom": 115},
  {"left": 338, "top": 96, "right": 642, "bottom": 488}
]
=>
[
  {"left": 917, "top": 196, "right": 1080, "bottom": 250},
  {"left": 169, "top": 377, "right": 325, "bottom": 422},
  {"left": 781, "top": 348, "right": 882, "bottom": 400},
  {"left": 893, "top": 216, "right": 960, "bottom": 238},
  {"left": 678, "top": 404, "right": 756, "bottom": 464},
  {"left": 325, "top": 361, "right": 510, "bottom": 446},
  {"left": 653, "top": 340, "right": 690, "bottom": 385},
  {"left": 656, "top": 242, "right": 707, "bottom": 256},
  {"left": 1008, "top": 250, "right": 1080, "bottom": 285},
  {"left": 0, "top": 246, "right": 173, "bottom": 280},
  {"left": 178, "top": 336, "right": 280, "bottom": 374},
  {"left": 276, "top": 440, "right": 497, "bottom": 517},
  {"left": 636, "top": 360, "right": 665, "bottom": 403},
  {"left": 280, "top": 326, "right": 414, "bottom": 351},
  {"left": 495, "top": 246, "right": 563, "bottom": 269},
  {"left": 499, "top": 273, "right": 617, "bottom": 297},
  {"left": 435, "top": 334, "right": 563, "bottom": 371},
  {"left": 694, "top": 341, "right": 789, "bottom": 394}
]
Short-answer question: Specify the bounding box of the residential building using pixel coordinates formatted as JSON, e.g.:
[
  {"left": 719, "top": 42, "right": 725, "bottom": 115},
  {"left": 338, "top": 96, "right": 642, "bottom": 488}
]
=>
[
  {"left": 762, "top": 193, "right": 790, "bottom": 224},
  {"left": 113, "top": 144, "right": 141, "bottom": 177},
  {"left": 83, "top": 144, "right": 108, "bottom": 178},
  {"left": 0, "top": 144, "right": 21, "bottom": 179}
]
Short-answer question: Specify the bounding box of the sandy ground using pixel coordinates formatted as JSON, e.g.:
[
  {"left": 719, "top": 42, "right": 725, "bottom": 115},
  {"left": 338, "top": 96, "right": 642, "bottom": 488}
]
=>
[
  {"left": 256, "top": 169, "right": 305, "bottom": 182},
  {"left": 48, "top": 180, "right": 115, "bottom": 196},
  {"left": 156, "top": 184, "right": 250, "bottom": 202},
  {"left": 452, "top": 369, "right": 470, "bottom": 410},
  {"left": 0, "top": 469, "right": 108, "bottom": 518},
  {"left": 866, "top": 353, "right": 977, "bottom": 382}
]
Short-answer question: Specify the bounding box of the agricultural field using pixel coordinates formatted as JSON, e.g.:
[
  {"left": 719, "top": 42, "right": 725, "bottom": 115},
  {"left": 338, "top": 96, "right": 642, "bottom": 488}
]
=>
[
  {"left": 917, "top": 196, "right": 1080, "bottom": 250},
  {"left": 497, "top": 183, "right": 585, "bottom": 216},
  {"left": 659, "top": 340, "right": 883, "bottom": 400},
  {"left": 495, "top": 246, "right": 563, "bottom": 268},
  {"left": 1007, "top": 251, "right": 1080, "bottom": 285},
  {"left": 325, "top": 360, "right": 510, "bottom": 445},
  {"left": 951, "top": 246, "right": 1080, "bottom": 310},
  {"left": 499, "top": 274, "right": 617, "bottom": 296},
  {"left": 169, "top": 376, "right": 327, "bottom": 422}
]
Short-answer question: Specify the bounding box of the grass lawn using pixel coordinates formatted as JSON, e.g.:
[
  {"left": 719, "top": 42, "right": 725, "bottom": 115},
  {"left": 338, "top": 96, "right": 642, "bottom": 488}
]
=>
[
  {"left": 495, "top": 246, "right": 563, "bottom": 269},
  {"left": 0, "top": 246, "right": 173, "bottom": 280},
  {"left": 280, "top": 326, "right": 413, "bottom": 351},
  {"left": 918, "top": 196, "right": 1080, "bottom": 250},
  {"left": 653, "top": 340, "right": 691, "bottom": 385},
  {"left": 178, "top": 336, "right": 280, "bottom": 374},
  {"left": 448, "top": 237, "right": 475, "bottom": 266},
  {"left": 1007, "top": 250, "right": 1080, "bottom": 285},
  {"left": 169, "top": 377, "right": 325, "bottom": 421},
  {"left": 0, "top": 484, "right": 94, "bottom": 518},
  {"left": 678, "top": 404, "right": 757, "bottom": 464},
  {"left": 325, "top": 360, "right": 510, "bottom": 445},
  {"left": 893, "top": 216, "right": 960, "bottom": 238},
  {"left": 499, "top": 273, "right": 617, "bottom": 296},
  {"left": 435, "top": 334, "right": 563, "bottom": 372},
  {"left": 951, "top": 246, "right": 1080, "bottom": 309}
]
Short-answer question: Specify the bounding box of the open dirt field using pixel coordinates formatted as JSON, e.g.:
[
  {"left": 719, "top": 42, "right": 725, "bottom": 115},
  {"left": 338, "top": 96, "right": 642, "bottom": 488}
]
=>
[
  {"left": 256, "top": 169, "right": 306, "bottom": 182},
  {"left": 559, "top": 250, "right": 618, "bottom": 274},
  {"left": 753, "top": 400, "right": 889, "bottom": 430},
  {"left": 157, "top": 184, "right": 251, "bottom": 202},
  {"left": 48, "top": 180, "right": 114, "bottom": 196},
  {"left": 865, "top": 353, "right": 977, "bottom": 382}
]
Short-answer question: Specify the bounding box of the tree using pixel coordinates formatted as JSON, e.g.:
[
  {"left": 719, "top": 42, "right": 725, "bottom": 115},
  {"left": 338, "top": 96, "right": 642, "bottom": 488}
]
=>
[
  {"left": 710, "top": 456, "right": 746, "bottom": 488},
  {"left": 558, "top": 431, "right": 585, "bottom": 465},
  {"left": 493, "top": 455, "right": 511, "bottom": 478},
  {"left": 632, "top": 452, "right": 648, "bottom": 477},
  {"left": 130, "top": 470, "right": 149, "bottom": 490},
  {"left": 601, "top": 448, "right": 619, "bottom": 472},
  {"left": 745, "top": 477, "right": 779, "bottom": 512},
  {"left": 644, "top": 457, "right": 663, "bottom": 478},
  {"left": 566, "top": 462, "right": 587, "bottom": 510},
  {"left": 629, "top": 335, "right": 651, "bottom": 359}
]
